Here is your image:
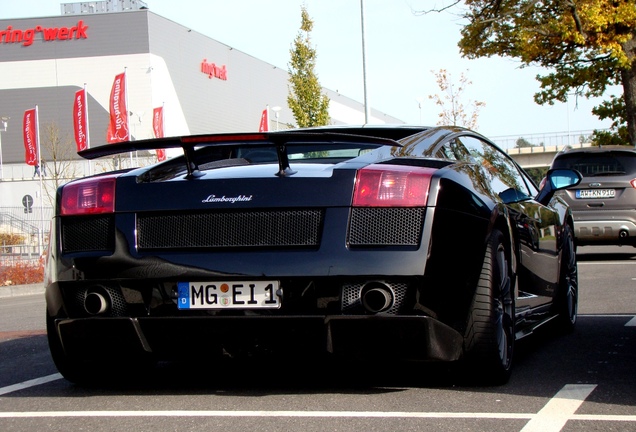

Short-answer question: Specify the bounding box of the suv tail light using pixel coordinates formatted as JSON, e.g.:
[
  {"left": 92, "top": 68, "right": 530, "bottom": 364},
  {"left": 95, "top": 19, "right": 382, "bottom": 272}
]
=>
[
  {"left": 353, "top": 164, "right": 435, "bottom": 207},
  {"left": 61, "top": 174, "right": 118, "bottom": 215}
]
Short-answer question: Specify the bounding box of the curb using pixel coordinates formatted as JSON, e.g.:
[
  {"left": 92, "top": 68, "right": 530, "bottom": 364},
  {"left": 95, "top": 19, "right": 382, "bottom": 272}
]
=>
[{"left": 0, "top": 283, "right": 45, "bottom": 299}]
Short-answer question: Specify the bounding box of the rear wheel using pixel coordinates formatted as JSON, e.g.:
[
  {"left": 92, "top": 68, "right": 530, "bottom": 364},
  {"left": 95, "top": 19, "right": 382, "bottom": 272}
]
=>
[
  {"left": 463, "top": 229, "right": 514, "bottom": 385},
  {"left": 555, "top": 224, "right": 578, "bottom": 332}
]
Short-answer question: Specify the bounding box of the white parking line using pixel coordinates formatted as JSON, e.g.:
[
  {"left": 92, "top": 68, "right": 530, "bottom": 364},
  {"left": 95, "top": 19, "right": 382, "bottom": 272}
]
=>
[
  {"left": 520, "top": 384, "right": 596, "bottom": 432},
  {"left": 1, "top": 409, "right": 635, "bottom": 423},
  {"left": 0, "top": 381, "right": 631, "bottom": 431},
  {"left": 0, "top": 410, "right": 535, "bottom": 419},
  {"left": 0, "top": 373, "right": 62, "bottom": 396},
  {"left": 625, "top": 316, "right": 636, "bottom": 326}
]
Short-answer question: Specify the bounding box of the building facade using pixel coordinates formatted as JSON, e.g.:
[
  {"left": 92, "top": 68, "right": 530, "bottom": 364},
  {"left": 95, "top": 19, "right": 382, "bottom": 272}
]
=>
[{"left": 0, "top": 6, "right": 402, "bottom": 213}]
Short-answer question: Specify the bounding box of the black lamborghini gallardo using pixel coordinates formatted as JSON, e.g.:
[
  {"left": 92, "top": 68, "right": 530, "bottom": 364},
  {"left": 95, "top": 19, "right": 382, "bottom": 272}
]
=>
[{"left": 45, "top": 125, "right": 582, "bottom": 384}]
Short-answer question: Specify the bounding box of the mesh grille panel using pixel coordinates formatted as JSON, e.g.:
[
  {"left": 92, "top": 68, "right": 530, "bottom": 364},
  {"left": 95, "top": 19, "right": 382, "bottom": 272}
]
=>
[
  {"left": 137, "top": 209, "right": 323, "bottom": 249},
  {"left": 348, "top": 207, "right": 424, "bottom": 246},
  {"left": 62, "top": 215, "right": 115, "bottom": 253}
]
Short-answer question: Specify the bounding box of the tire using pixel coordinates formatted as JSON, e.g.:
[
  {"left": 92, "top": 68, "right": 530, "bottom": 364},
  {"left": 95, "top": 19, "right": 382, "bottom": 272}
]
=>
[
  {"left": 463, "top": 229, "right": 515, "bottom": 385},
  {"left": 555, "top": 224, "right": 578, "bottom": 332}
]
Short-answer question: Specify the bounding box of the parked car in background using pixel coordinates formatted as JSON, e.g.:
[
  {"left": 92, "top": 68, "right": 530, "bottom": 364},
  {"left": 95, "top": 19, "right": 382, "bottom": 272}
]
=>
[
  {"left": 550, "top": 146, "right": 636, "bottom": 247},
  {"left": 45, "top": 125, "right": 581, "bottom": 386}
]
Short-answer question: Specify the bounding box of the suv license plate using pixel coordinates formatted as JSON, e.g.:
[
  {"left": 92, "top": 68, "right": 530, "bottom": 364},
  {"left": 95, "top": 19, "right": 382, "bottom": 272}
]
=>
[
  {"left": 576, "top": 189, "right": 615, "bottom": 199},
  {"left": 177, "top": 281, "right": 280, "bottom": 310}
]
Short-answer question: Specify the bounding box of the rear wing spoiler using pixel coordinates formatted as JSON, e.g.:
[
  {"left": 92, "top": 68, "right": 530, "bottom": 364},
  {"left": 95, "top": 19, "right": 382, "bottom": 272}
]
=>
[{"left": 78, "top": 131, "right": 401, "bottom": 178}]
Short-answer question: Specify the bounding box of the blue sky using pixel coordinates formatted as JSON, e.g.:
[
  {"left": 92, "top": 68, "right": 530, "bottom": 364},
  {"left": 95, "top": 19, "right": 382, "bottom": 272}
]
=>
[{"left": 1, "top": 0, "right": 619, "bottom": 141}]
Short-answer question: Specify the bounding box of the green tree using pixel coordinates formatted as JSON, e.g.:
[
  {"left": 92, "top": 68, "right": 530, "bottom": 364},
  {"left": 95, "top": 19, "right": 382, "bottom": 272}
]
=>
[
  {"left": 429, "top": 69, "right": 485, "bottom": 129},
  {"left": 591, "top": 95, "right": 629, "bottom": 145},
  {"left": 287, "top": 5, "right": 330, "bottom": 127},
  {"left": 421, "top": 1, "right": 636, "bottom": 146},
  {"left": 515, "top": 137, "right": 535, "bottom": 148},
  {"left": 525, "top": 167, "right": 549, "bottom": 186}
]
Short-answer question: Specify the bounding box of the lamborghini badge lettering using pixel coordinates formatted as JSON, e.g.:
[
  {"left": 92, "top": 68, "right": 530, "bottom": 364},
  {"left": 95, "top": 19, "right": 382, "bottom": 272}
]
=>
[{"left": 202, "top": 194, "right": 253, "bottom": 203}]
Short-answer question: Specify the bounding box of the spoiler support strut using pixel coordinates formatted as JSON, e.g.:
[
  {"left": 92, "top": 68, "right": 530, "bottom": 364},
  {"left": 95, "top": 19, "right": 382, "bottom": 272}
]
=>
[
  {"left": 275, "top": 145, "right": 296, "bottom": 177},
  {"left": 182, "top": 143, "right": 204, "bottom": 179}
]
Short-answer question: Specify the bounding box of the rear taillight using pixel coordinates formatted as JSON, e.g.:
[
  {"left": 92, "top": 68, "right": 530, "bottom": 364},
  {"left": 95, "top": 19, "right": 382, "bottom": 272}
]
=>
[
  {"left": 630, "top": 179, "right": 636, "bottom": 189},
  {"left": 353, "top": 164, "right": 435, "bottom": 207},
  {"left": 60, "top": 174, "right": 118, "bottom": 215}
]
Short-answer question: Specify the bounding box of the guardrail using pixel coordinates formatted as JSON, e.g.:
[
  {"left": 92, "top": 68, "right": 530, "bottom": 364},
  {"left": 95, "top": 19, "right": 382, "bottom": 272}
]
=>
[
  {"left": 505, "top": 142, "right": 594, "bottom": 168},
  {"left": 490, "top": 129, "right": 597, "bottom": 168},
  {"left": 505, "top": 142, "right": 593, "bottom": 155},
  {"left": 0, "top": 245, "right": 41, "bottom": 264},
  {"left": 491, "top": 130, "right": 596, "bottom": 151}
]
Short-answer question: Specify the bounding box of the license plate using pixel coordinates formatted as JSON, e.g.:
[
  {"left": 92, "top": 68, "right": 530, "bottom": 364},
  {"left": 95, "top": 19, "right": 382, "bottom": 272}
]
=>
[
  {"left": 576, "top": 189, "right": 615, "bottom": 199},
  {"left": 177, "top": 281, "right": 281, "bottom": 310}
]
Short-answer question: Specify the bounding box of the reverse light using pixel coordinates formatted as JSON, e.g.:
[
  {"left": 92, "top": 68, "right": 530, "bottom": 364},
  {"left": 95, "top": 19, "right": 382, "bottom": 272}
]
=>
[
  {"left": 353, "top": 164, "right": 435, "bottom": 207},
  {"left": 60, "top": 174, "right": 118, "bottom": 215}
]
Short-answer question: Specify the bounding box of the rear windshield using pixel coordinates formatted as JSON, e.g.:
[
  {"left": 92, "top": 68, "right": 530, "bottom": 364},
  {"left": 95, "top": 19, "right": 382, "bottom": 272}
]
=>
[
  {"left": 552, "top": 151, "right": 636, "bottom": 176},
  {"left": 235, "top": 144, "right": 376, "bottom": 163}
]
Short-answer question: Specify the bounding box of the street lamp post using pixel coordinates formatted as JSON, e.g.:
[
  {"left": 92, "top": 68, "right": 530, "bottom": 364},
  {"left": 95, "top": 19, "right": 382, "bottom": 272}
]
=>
[
  {"left": 360, "top": 0, "right": 370, "bottom": 124},
  {"left": 272, "top": 106, "right": 281, "bottom": 130},
  {"left": 0, "top": 117, "right": 8, "bottom": 180}
]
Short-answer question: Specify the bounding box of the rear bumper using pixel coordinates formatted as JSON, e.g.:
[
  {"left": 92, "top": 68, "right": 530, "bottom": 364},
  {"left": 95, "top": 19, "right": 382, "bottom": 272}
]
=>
[
  {"left": 573, "top": 219, "right": 636, "bottom": 245},
  {"left": 51, "top": 315, "right": 464, "bottom": 363}
]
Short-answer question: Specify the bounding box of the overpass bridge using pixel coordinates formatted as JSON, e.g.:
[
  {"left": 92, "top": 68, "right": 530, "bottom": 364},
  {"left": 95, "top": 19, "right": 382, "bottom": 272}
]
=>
[
  {"left": 505, "top": 142, "right": 593, "bottom": 168},
  {"left": 491, "top": 130, "right": 596, "bottom": 168}
]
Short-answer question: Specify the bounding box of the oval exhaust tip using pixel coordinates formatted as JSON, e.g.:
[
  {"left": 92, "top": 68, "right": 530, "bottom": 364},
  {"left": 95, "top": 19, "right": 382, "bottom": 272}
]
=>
[
  {"left": 361, "top": 283, "right": 394, "bottom": 313},
  {"left": 84, "top": 291, "right": 110, "bottom": 315}
]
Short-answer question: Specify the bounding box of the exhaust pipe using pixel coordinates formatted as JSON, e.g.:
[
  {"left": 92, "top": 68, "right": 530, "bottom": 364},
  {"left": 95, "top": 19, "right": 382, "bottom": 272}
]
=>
[
  {"left": 84, "top": 291, "right": 110, "bottom": 315},
  {"left": 361, "top": 282, "right": 394, "bottom": 313},
  {"left": 619, "top": 229, "right": 629, "bottom": 239}
]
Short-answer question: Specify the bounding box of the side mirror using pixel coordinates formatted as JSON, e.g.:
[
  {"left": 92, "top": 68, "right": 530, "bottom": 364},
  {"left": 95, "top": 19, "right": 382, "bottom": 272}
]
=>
[{"left": 536, "top": 168, "right": 582, "bottom": 206}]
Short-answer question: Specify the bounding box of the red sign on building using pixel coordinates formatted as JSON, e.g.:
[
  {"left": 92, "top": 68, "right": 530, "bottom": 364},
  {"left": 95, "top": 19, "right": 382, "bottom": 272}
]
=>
[
  {"left": 201, "top": 59, "right": 228, "bottom": 80},
  {"left": 0, "top": 20, "right": 89, "bottom": 46}
]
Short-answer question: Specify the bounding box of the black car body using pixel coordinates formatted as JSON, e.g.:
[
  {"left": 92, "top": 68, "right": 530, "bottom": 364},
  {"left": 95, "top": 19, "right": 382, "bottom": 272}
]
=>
[{"left": 45, "top": 125, "right": 581, "bottom": 385}]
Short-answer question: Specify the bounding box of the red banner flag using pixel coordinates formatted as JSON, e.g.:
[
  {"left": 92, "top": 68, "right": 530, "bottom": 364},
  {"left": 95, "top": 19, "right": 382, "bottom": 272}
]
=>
[
  {"left": 73, "top": 88, "right": 88, "bottom": 151},
  {"left": 23, "top": 108, "right": 38, "bottom": 166},
  {"left": 258, "top": 107, "right": 269, "bottom": 132},
  {"left": 153, "top": 106, "right": 166, "bottom": 161},
  {"left": 106, "top": 72, "right": 129, "bottom": 143},
  {"left": 156, "top": 149, "right": 166, "bottom": 162},
  {"left": 152, "top": 106, "right": 164, "bottom": 138}
]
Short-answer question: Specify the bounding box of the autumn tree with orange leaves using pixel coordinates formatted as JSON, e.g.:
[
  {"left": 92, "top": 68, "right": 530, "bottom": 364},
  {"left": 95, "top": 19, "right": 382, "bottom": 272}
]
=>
[
  {"left": 428, "top": 69, "right": 486, "bottom": 130},
  {"left": 420, "top": 0, "right": 636, "bottom": 146}
]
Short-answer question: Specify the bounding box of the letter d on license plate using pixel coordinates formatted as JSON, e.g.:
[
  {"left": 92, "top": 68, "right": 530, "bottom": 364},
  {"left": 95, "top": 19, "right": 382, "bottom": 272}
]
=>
[{"left": 177, "top": 281, "right": 281, "bottom": 310}]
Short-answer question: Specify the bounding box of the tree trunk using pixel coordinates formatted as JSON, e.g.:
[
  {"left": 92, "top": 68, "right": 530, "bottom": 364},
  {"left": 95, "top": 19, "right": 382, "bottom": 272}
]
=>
[{"left": 622, "top": 32, "right": 636, "bottom": 147}]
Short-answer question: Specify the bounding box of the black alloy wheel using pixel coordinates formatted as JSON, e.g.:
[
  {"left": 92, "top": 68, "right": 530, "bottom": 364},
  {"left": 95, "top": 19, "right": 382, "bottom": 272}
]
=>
[
  {"left": 463, "top": 229, "right": 515, "bottom": 385},
  {"left": 555, "top": 224, "right": 578, "bottom": 332}
]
